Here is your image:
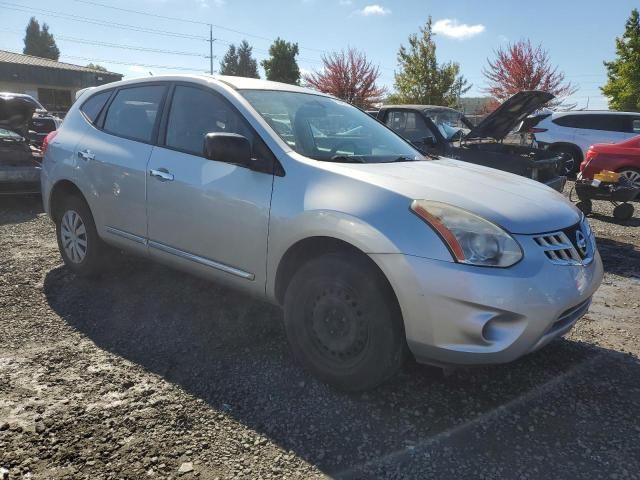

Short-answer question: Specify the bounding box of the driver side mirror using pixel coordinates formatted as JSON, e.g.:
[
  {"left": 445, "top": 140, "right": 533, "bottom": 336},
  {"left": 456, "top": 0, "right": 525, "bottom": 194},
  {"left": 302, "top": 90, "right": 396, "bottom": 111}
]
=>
[{"left": 203, "top": 133, "right": 252, "bottom": 168}]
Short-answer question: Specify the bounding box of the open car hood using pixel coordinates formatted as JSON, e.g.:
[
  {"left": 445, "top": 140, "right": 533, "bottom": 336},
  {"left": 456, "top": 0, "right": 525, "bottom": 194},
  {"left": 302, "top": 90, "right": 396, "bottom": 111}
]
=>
[
  {"left": 0, "top": 94, "right": 37, "bottom": 136},
  {"left": 465, "top": 91, "right": 555, "bottom": 141}
]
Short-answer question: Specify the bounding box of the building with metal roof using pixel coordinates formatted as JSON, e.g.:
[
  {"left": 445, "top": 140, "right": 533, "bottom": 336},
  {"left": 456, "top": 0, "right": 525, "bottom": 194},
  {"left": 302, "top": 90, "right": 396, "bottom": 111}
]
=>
[{"left": 0, "top": 50, "right": 122, "bottom": 114}]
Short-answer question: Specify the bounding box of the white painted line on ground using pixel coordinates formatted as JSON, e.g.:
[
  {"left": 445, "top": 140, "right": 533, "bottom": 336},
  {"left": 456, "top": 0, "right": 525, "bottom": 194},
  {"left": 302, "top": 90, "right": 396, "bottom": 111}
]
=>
[{"left": 334, "top": 352, "right": 605, "bottom": 479}]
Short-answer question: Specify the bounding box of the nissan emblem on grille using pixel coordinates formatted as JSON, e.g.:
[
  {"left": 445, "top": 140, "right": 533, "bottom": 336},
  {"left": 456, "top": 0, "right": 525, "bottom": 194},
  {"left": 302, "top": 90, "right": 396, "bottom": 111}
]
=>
[{"left": 575, "top": 230, "right": 588, "bottom": 258}]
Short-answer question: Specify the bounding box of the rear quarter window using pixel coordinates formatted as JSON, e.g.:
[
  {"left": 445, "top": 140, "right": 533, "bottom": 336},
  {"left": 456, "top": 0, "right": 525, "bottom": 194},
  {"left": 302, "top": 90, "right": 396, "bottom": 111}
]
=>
[
  {"left": 554, "top": 114, "right": 631, "bottom": 132},
  {"left": 80, "top": 90, "right": 112, "bottom": 124}
]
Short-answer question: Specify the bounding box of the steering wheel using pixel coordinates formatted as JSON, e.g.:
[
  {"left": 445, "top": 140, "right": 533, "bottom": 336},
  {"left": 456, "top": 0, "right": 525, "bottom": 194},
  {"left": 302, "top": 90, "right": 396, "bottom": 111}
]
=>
[{"left": 329, "top": 141, "right": 358, "bottom": 157}]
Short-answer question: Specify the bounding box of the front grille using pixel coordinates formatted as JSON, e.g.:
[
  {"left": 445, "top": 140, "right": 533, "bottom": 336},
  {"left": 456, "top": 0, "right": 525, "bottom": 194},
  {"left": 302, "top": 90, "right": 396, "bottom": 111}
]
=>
[{"left": 533, "top": 218, "right": 594, "bottom": 266}]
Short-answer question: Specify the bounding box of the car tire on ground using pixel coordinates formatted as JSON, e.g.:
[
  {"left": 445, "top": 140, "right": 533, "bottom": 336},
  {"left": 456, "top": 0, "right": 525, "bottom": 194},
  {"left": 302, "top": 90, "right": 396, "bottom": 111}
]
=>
[
  {"left": 55, "top": 194, "right": 108, "bottom": 277},
  {"left": 284, "top": 252, "right": 407, "bottom": 391},
  {"left": 550, "top": 145, "right": 581, "bottom": 176},
  {"left": 613, "top": 203, "right": 634, "bottom": 221}
]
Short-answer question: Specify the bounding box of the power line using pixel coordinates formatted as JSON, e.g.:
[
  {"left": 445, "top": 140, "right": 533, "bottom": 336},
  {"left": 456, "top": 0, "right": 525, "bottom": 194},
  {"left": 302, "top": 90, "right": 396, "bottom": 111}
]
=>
[
  {"left": 0, "top": 29, "right": 208, "bottom": 58},
  {"left": 0, "top": 2, "right": 209, "bottom": 41},
  {"left": 60, "top": 54, "right": 207, "bottom": 72},
  {"left": 72, "top": 0, "right": 329, "bottom": 54}
]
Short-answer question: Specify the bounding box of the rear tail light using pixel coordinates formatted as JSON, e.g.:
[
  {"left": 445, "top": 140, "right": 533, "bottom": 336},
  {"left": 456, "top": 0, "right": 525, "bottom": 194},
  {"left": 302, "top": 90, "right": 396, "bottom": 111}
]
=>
[
  {"left": 528, "top": 127, "right": 548, "bottom": 134},
  {"left": 41, "top": 130, "right": 58, "bottom": 155}
]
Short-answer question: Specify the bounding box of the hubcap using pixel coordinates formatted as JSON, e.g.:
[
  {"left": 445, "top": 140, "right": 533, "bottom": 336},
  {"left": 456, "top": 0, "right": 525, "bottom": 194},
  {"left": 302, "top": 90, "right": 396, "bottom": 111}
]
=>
[
  {"left": 307, "top": 286, "right": 368, "bottom": 363},
  {"left": 60, "top": 210, "right": 88, "bottom": 263},
  {"left": 620, "top": 170, "right": 640, "bottom": 188}
]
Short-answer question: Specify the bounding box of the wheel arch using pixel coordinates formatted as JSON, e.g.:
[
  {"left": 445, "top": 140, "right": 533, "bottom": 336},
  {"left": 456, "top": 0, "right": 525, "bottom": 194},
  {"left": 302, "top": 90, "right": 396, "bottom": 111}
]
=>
[
  {"left": 273, "top": 236, "right": 400, "bottom": 310},
  {"left": 548, "top": 142, "right": 584, "bottom": 162},
  {"left": 48, "top": 179, "right": 88, "bottom": 222}
]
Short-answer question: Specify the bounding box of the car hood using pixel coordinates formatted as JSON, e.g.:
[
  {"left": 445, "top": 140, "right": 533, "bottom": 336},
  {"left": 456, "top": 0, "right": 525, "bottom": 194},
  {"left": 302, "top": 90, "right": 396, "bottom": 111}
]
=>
[
  {"left": 333, "top": 158, "right": 580, "bottom": 234},
  {"left": 0, "top": 95, "right": 37, "bottom": 136},
  {"left": 466, "top": 91, "right": 555, "bottom": 141}
]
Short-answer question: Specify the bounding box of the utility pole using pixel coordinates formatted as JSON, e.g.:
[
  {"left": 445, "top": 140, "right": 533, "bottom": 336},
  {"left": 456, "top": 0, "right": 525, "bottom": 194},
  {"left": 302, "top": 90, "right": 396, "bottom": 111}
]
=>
[{"left": 209, "top": 24, "right": 214, "bottom": 75}]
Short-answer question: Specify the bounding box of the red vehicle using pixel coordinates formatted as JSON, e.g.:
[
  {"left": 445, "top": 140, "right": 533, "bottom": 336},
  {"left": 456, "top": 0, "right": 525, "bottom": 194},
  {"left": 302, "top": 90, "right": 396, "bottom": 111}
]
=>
[{"left": 580, "top": 136, "right": 640, "bottom": 188}]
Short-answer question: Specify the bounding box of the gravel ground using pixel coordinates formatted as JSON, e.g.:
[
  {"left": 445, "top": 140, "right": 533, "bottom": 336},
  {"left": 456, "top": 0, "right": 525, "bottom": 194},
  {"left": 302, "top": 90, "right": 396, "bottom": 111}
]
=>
[{"left": 1, "top": 186, "right": 639, "bottom": 480}]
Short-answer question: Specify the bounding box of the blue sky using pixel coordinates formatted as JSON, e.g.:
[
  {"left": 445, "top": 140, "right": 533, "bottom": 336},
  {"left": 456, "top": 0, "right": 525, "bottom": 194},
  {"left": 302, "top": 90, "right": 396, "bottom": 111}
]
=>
[{"left": 1, "top": 0, "right": 636, "bottom": 109}]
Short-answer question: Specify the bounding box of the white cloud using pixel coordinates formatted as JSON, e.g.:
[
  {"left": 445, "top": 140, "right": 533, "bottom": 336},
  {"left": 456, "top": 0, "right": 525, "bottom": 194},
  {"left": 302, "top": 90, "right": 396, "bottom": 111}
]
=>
[
  {"left": 356, "top": 4, "right": 391, "bottom": 16},
  {"left": 432, "top": 18, "right": 485, "bottom": 40}
]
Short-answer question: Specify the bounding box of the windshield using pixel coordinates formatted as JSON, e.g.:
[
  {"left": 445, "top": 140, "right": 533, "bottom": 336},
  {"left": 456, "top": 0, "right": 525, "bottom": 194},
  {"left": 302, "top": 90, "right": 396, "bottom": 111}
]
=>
[
  {"left": 422, "top": 108, "right": 471, "bottom": 141},
  {"left": 239, "top": 90, "right": 422, "bottom": 163}
]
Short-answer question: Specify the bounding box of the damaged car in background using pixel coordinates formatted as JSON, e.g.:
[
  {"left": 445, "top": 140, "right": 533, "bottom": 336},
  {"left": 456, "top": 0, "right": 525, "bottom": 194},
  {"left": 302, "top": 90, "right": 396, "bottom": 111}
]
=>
[
  {"left": 373, "top": 91, "right": 568, "bottom": 191},
  {"left": 0, "top": 93, "right": 53, "bottom": 194}
]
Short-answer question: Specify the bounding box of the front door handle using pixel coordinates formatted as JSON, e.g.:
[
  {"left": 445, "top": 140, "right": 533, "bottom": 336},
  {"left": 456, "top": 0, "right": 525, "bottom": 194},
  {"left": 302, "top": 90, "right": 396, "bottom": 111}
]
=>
[
  {"left": 77, "top": 149, "right": 95, "bottom": 161},
  {"left": 150, "top": 168, "right": 174, "bottom": 182}
]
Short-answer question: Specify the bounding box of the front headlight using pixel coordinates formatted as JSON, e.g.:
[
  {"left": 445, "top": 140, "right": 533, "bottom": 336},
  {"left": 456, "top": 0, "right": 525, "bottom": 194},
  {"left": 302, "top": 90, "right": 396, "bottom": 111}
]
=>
[{"left": 411, "top": 200, "right": 523, "bottom": 267}]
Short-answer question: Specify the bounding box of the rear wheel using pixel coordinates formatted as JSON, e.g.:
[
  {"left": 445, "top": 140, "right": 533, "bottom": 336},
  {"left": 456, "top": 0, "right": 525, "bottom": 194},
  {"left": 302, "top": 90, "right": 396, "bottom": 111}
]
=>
[
  {"left": 284, "top": 253, "right": 406, "bottom": 391},
  {"left": 618, "top": 168, "right": 640, "bottom": 189},
  {"left": 613, "top": 203, "right": 634, "bottom": 221},
  {"left": 55, "top": 195, "right": 107, "bottom": 277}
]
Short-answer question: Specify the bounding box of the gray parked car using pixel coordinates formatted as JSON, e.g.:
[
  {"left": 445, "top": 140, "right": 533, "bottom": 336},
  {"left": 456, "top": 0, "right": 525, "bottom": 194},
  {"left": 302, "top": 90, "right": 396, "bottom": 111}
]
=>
[{"left": 41, "top": 75, "right": 603, "bottom": 390}]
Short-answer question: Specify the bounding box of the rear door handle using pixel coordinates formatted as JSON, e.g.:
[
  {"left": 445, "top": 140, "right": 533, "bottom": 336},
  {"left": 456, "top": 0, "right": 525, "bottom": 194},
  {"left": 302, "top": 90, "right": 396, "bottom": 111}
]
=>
[
  {"left": 77, "top": 149, "right": 95, "bottom": 161},
  {"left": 150, "top": 168, "right": 174, "bottom": 182}
]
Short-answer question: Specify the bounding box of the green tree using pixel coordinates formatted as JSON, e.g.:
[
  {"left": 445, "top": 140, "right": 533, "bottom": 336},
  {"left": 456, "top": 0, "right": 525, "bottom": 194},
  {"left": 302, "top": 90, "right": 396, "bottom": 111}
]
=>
[
  {"left": 392, "top": 17, "right": 470, "bottom": 107},
  {"left": 219, "top": 44, "right": 239, "bottom": 76},
  {"left": 219, "top": 41, "right": 260, "bottom": 78},
  {"left": 602, "top": 8, "right": 640, "bottom": 111},
  {"left": 86, "top": 63, "right": 108, "bottom": 72},
  {"left": 261, "top": 38, "right": 300, "bottom": 85},
  {"left": 237, "top": 40, "right": 260, "bottom": 78},
  {"left": 23, "top": 17, "right": 60, "bottom": 60}
]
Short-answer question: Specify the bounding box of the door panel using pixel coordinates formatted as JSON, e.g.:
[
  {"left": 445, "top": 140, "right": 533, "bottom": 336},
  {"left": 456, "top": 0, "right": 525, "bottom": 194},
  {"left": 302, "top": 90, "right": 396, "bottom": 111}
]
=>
[
  {"left": 146, "top": 147, "right": 273, "bottom": 293},
  {"left": 75, "top": 84, "right": 166, "bottom": 252},
  {"left": 146, "top": 84, "right": 274, "bottom": 294}
]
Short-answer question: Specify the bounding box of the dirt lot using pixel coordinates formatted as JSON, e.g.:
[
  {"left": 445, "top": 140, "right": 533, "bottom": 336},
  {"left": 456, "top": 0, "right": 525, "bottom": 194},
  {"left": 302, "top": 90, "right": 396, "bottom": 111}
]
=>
[{"left": 1, "top": 188, "right": 639, "bottom": 480}]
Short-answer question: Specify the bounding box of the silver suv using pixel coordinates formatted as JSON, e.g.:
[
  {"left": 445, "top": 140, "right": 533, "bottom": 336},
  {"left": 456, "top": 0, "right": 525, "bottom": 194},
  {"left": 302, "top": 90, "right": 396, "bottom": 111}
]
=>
[{"left": 41, "top": 75, "right": 603, "bottom": 390}]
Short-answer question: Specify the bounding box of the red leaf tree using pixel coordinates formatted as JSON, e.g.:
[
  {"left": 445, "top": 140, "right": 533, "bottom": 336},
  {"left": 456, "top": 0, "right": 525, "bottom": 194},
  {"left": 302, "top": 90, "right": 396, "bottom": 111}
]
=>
[
  {"left": 483, "top": 40, "right": 577, "bottom": 108},
  {"left": 303, "top": 48, "right": 385, "bottom": 109}
]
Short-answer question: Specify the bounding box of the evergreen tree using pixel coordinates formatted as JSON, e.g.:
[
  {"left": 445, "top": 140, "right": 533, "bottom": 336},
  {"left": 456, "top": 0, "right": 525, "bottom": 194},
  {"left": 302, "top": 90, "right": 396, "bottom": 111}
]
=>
[
  {"left": 86, "top": 63, "right": 108, "bottom": 72},
  {"left": 261, "top": 38, "right": 300, "bottom": 85},
  {"left": 219, "top": 44, "right": 239, "bottom": 76},
  {"left": 602, "top": 8, "right": 640, "bottom": 111},
  {"left": 23, "top": 17, "right": 60, "bottom": 60},
  {"left": 392, "top": 17, "right": 470, "bottom": 107},
  {"left": 237, "top": 40, "right": 260, "bottom": 78}
]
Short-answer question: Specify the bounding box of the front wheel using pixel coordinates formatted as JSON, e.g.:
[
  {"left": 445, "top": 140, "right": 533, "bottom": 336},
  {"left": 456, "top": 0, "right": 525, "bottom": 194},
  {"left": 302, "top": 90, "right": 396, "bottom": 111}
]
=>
[
  {"left": 284, "top": 253, "right": 406, "bottom": 391},
  {"left": 618, "top": 168, "right": 640, "bottom": 189},
  {"left": 55, "top": 195, "right": 108, "bottom": 277}
]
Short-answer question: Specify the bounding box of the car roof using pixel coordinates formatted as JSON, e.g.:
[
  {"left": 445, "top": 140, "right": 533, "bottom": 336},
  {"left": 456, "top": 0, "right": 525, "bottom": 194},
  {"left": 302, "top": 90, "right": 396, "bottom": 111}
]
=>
[
  {"left": 81, "top": 74, "right": 331, "bottom": 98},
  {"left": 552, "top": 110, "right": 639, "bottom": 116}
]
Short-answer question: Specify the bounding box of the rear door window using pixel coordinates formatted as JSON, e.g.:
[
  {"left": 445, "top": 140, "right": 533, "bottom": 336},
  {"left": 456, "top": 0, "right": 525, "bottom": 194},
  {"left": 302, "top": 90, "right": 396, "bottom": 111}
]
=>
[
  {"left": 80, "top": 90, "right": 112, "bottom": 124},
  {"left": 103, "top": 85, "right": 166, "bottom": 143}
]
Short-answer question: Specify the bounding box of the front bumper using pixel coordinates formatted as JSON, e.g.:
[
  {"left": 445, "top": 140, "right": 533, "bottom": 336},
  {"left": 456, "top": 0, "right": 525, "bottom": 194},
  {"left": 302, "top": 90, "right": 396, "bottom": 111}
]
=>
[{"left": 370, "top": 235, "right": 603, "bottom": 366}]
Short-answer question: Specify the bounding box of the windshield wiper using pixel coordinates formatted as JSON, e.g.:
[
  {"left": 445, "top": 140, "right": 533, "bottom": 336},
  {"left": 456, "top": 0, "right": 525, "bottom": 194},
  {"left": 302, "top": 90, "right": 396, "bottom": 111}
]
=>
[
  {"left": 319, "top": 155, "right": 367, "bottom": 163},
  {"left": 389, "top": 156, "right": 416, "bottom": 162}
]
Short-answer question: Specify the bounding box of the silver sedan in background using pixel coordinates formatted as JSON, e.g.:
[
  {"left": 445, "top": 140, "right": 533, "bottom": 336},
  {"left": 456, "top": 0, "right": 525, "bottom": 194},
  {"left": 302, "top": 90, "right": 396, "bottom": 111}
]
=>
[{"left": 41, "top": 75, "right": 603, "bottom": 390}]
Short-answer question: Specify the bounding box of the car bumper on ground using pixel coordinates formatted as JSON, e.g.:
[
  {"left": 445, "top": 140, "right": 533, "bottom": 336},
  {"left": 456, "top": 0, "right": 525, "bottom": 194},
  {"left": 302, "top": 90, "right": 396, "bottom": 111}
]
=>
[
  {"left": 0, "top": 166, "right": 41, "bottom": 194},
  {"left": 370, "top": 236, "right": 603, "bottom": 367}
]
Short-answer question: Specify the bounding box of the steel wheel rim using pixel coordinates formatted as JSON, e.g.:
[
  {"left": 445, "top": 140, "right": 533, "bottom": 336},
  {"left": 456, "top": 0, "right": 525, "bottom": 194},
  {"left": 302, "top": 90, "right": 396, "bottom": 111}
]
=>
[
  {"left": 60, "top": 210, "right": 88, "bottom": 264},
  {"left": 305, "top": 284, "right": 369, "bottom": 366},
  {"left": 620, "top": 170, "right": 640, "bottom": 188}
]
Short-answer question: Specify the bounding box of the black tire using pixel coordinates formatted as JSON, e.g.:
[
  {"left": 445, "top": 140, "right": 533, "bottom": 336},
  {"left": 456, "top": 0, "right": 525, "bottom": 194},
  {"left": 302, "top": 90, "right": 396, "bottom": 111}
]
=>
[
  {"left": 284, "top": 252, "right": 406, "bottom": 391},
  {"left": 576, "top": 199, "right": 592, "bottom": 216},
  {"left": 550, "top": 145, "right": 581, "bottom": 176},
  {"left": 55, "top": 194, "right": 107, "bottom": 277},
  {"left": 613, "top": 203, "right": 634, "bottom": 221}
]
